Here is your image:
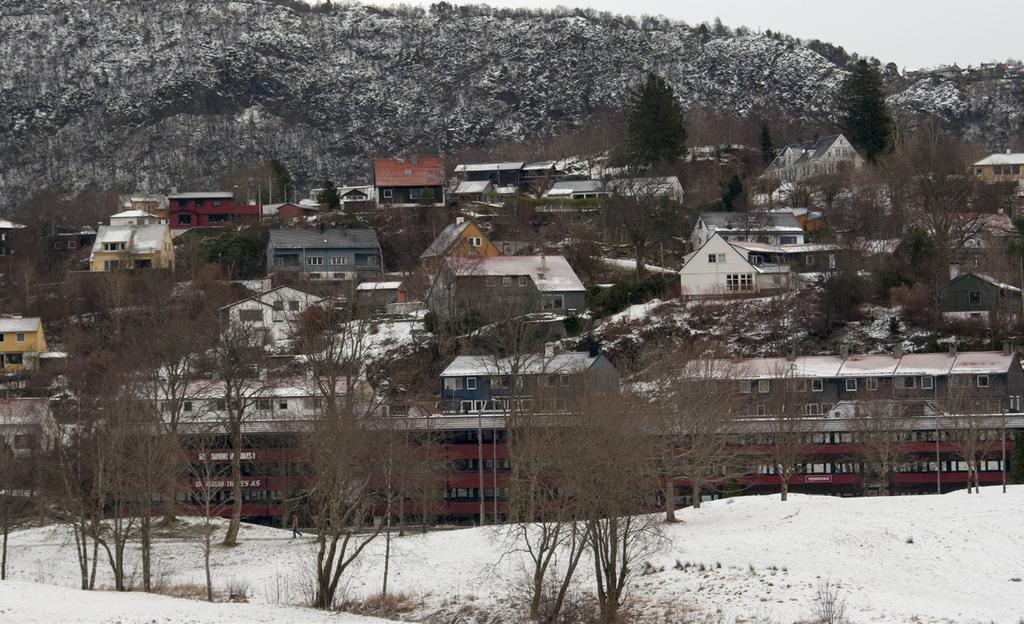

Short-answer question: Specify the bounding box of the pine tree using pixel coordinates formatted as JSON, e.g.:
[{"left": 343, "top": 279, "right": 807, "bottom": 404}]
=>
[
  {"left": 626, "top": 73, "right": 687, "bottom": 169},
  {"left": 1010, "top": 433, "right": 1024, "bottom": 484},
  {"left": 270, "top": 159, "right": 293, "bottom": 203},
  {"left": 318, "top": 180, "right": 341, "bottom": 210},
  {"left": 759, "top": 123, "right": 775, "bottom": 164},
  {"left": 837, "top": 60, "right": 893, "bottom": 163},
  {"left": 721, "top": 174, "right": 744, "bottom": 210}
]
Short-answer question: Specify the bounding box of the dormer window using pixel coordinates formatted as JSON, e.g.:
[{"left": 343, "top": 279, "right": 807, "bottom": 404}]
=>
[{"left": 404, "top": 169, "right": 412, "bottom": 176}]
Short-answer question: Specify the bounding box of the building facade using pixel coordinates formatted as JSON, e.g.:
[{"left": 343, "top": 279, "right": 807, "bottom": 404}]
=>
[
  {"left": 168, "top": 192, "right": 259, "bottom": 229},
  {"left": 267, "top": 228, "right": 383, "bottom": 281},
  {"left": 0, "top": 317, "right": 48, "bottom": 373}
]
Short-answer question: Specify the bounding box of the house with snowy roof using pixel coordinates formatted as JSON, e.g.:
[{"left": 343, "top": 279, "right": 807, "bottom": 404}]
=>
[
  {"left": 939, "top": 266, "right": 1023, "bottom": 322},
  {"left": 0, "top": 219, "right": 26, "bottom": 257},
  {"left": 267, "top": 227, "right": 382, "bottom": 281},
  {"left": 763, "top": 134, "right": 864, "bottom": 182},
  {"left": 0, "top": 398, "right": 57, "bottom": 455},
  {"left": 109, "top": 209, "right": 161, "bottom": 227},
  {"left": 438, "top": 350, "right": 618, "bottom": 414},
  {"left": 373, "top": 156, "right": 445, "bottom": 206},
  {"left": 419, "top": 218, "right": 500, "bottom": 274},
  {"left": 88, "top": 223, "right": 174, "bottom": 272},
  {"left": 690, "top": 211, "right": 806, "bottom": 249},
  {"left": 971, "top": 151, "right": 1024, "bottom": 188},
  {"left": 427, "top": 255, "right": 586, "bottom": 322},
  {"left": 678, "top": 233, "right": 794, "bottom": 299},
  {"left": 453, "top": 161, "right": 524, "bottom": 187},
  {"left": 219, "top": 285, "right": 327, "bottom": 344},
  {"left": 0, "top": 317, "right": 48, "bottom": 373}
]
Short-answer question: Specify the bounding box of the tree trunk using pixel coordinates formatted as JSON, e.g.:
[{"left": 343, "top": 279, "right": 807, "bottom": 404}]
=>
[
  {"left": 692, "top": 482, "right": 702, "bottom": 509},
  {"left": 162, "top": 477, "right": 178, "bottom": 525},
  {"left": 223, "top": 422, "right": 243, "bottom": 547},
  {"left": 141, "top": 514, "right": 152, "bottom": 592},
  {"left": 780, "top": 478, "right": 789, "bottom": 502},
  {"left": 663, "top": 479, "right": 676, "bottom": 522},
  {"left": 381, "top": 522, "right": 391, "bottom": 609},
  {"left": 1, "top": 523, "right": 8, "bottom": 580}
]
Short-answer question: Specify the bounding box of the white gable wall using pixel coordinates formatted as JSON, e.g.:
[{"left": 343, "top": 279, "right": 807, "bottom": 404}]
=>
[
  {"left": 678, "top": 235, "right": 759, "bottom": 297},
  {"left": 224, "top": 287, "right": 325, "bottom": 343}
]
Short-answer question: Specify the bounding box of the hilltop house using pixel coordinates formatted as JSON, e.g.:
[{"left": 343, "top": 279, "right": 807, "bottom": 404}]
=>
[
  {"left": 89, "top": 224, "right": 175, "bottom": 272},
  {"left": 267, "top": 228, "right": 382, "bottom": 281},
  {"left": 168, "top": 191, "right": 259, "bottom": 229},
  {"left": 971, "top": 151, "right": 1024, "bottom": 188},
  {"left": 109, "top": 210, "right": 161, "bottom": 227},
  {"left": 454, "top": 162, "right": 524, "bottom": 188},
  {"left": 0, "top": 219, "right": 26, "bottom": 257},
  {"left": 0, "top": 398, "right": 56, "bottom": 456},
  {"left": 690, "top": 211, "right": 805, "bottom": 249},
  {"left": 763, "top": 134, "right": 864, "bottom": 182},
  {"left": 355, "top": 281, "right": 408, "bottom": 311},
  {"left": 118, "top": 194, "right": 169, "bottom": 220},
  {"left": 0, "top": 317, "right": 48, "bottom": 373},
  {"left": 262, "top": 202, "right": 320, "bottom": 219},
  {"left": 679, "top": 233, "right": 794, "bottom": 298},
  {"left": 219, "top": 285, "right": 327, "bottom": 344},
  {"left": 939, "top": 267, "right": 1023, "bottom": 322},
  {"left": 374, "top": 156, "right": 446, "bottom": 207},
  {"left": 438, "top": 350, "right": 619, "bottom": 414},
  {"left": 428, "top": 255, "right": 586, "bottom": 322},
  {"left": 419, "top": 219, "right": 501, "bottom": 274}
]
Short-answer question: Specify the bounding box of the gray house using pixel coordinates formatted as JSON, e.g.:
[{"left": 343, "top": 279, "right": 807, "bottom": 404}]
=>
[
  {"left": 267, "top": 228, "right": 382, "bottom": 281},
  {"left": 939, "top": 270, "right": 1022, "bottom": 322},
  {"left": 427, "top": 255, "right": 586, "bottom": 322}
]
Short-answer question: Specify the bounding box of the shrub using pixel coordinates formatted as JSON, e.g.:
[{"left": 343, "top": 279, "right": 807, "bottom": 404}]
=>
[{"left": 588, "top": 274, "right": 670, "bottom": 319}]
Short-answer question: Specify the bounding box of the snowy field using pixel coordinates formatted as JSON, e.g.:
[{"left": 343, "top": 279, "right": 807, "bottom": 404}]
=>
[{"left": 3, "top": 488, "right": 1024, "bottom": 623}]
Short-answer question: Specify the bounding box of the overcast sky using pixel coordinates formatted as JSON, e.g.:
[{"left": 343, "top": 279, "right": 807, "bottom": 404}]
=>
[{"left": 356, "top": 0, "right": 1021, "bottom": 70}]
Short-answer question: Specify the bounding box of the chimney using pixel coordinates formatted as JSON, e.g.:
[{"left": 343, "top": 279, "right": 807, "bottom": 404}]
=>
[
  {"left": 786, "top": 345, "right": 796, "bottom": 361},
  {"left": 1007, "top": 148, "right": 1012, "bottom": 155},
  {"left": 319, "top": 222, "right": 326, "bottom": 234},
  {"left": 544, "top": 342, "right": 555, "bottom": 357},
  {"left": 949, "top": 341, "right": 957, "bottom": 357},
  {"left": 840, "top": 343, "right": 850, "bottom": 359},
  {"left": 949, "top": 262, "right": 960, "bottom": 280},
  {"left": 540, "top": 255, "right": 547, "bottom": 270},
  {"left": 894, "top": 345, "right": 904, "bottom": 359},
  {"left": 1003, "top": 342, "right": 1013, "bottom": 356},
  {"left": 456, "top": 216, "right": 464, "bottom": 225}
]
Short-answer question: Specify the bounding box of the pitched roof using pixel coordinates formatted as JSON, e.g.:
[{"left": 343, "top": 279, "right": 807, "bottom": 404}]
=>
[
  {"left": 546, "top": 180, "right": 606, "bottom": 196},
  {"left": 441, "top": 352, "right": 602, "bottom": 376},
  {"left": 268, "top": 228, "right": 380, "bottom": 250},
  {"left": 420, "top": 221, "right": 472, "bottom": 259},
  {"left": 110, "top": 209, "right": 155, "bottom": 219},
  {"left": 454, "top": 162, "right": 524, "bottom": 172},
  {"left": 453, "top": 180, "right": 493, "bottom": 194},
  {"left": 0, "top": 398, "right": 52, "bottom": 429},
  {"left": 0, "top": 219, "right": 26, "bottom": 229},
  {"left": 356, "top": 281, "right": 404, "bottom": 291},
  {"left": 700, "top": 351, "right": 1015, "bottom": 380},
  {"left": 219, "top": 285, "right": 326, "bottom": 311},
  {"left": 92, "top": 224, "right": 169, "bottom": 255},
  {"left": 973, "top": 153, "right": 1024, "bottom": 166},
  {"left": 444, "top": 255, "right": 585, "bottom": 292},
  {"left": 0, "top": 317, "right": 42, "bottom": 333},
  {"left": 950, "top": 271, "right": 1022, "bottom": 294},
  {"left": 374, "top": 156, "right": 445, "bottom": 188}
]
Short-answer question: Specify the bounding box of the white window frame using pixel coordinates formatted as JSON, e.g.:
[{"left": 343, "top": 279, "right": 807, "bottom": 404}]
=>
[
  {"left": 330, "top": 256, "right": 347, "bottom": 266},
  {"left": 845, "top": 378, "right": 857, "bottom": 392},
  {"left": 468, "top": 237, "right": 482, "bottom": 247},
  {"left": 708, "top": 253, "right": 717, "bottom": 264},
  {"left": 921, "top": 376, "right": 934, "bottom": 390},
  {"left": 465, "top": 377, "right": 477, "bottom": 390},
  {"left": 382, "top": 189, "right": 393, "bottom": 199},
  {"left": 306, "top": 256, "right": 324, "bottom": 266},
  {"left": 977, "top": 375, "right": 989, "bottom": 388},
  {"left": 518, "top": 276, "right": 528, "bottom": 287},
  {"left": 443, "top": 377, "right": 463, "bottom": 391},
  {"left": 502, "top": 276, "right": 512, "bottom": 286},
  {"left": 485, "top": 276, "right": 496, "bottom": 287},
  {"left": 811, "top": 378, "right": 824, "bottom": 392},
  {"left": 757, "top": 380, "right": 770, "bottom": 393},
  {"left": 15, "top": 333, "right": 24, "bottom": 342},
  {"left": 739, "top": 381, "right": 751, "bottom": 394},
  {"left": 866, "top": 377, "right": 878, "bottom": 391}
]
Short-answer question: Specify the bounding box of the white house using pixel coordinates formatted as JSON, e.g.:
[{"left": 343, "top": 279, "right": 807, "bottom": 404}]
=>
[
  {"left": 219, "top": 285, "right": 327, "bottom": 344},
  {"left": 109, "top": 210, "right": 162, "bottom": 227},
  {"left": 678, "top": 233, "right": 792, "bottom": 298},
  {"left": 690, "top": 211, "right": 805, "bottom": 249},
  {"left": 763, "top": 134, "right": 865, "bottom": 182}
]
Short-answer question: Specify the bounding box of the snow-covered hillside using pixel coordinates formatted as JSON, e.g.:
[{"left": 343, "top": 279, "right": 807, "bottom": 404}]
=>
[
  {"left": 1, "top": 0, "right": 1020, "bottom": 210},
  {"left": 5, "top": 488, "right": 1023, "bottom": 623}
]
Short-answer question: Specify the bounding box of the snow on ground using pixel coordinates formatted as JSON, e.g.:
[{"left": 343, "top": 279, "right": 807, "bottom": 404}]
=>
[
  {"left": 600, "top": 257, "right": 677, "bottom": 274},
  {"left": 605, "top": 298, "right": 671, "bottom": 324},
  {"left": 5, "top": 489, "right": 1024, "bottom": 623},
  {"left": 0, "top": 579, "right": 395, "bottom": 624}
]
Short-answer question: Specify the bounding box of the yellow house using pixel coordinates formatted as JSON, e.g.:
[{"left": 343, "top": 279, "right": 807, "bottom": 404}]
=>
[
  {"left": 89, "top": 224, "right": 175, "bottom": 272},
  {"left": 0, "top": 317, "right": 47, "bottom": 372},
  {"left": 419, "top": 219, "right": 500, "bottom": 275},
  {"left": 971, "top": 152, "right": 1024, "bottom": 185}
]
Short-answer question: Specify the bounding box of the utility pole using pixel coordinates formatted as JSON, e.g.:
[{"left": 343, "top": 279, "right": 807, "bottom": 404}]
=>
[{"left": 478, "top": 409, "right": 485, "bottom": 526}]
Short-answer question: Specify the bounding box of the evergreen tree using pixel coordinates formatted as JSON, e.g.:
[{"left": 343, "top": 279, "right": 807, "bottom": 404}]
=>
[
  {"left": 721, "top": 174, "right": 744, "bottom": 210},
  {"left": 759, "top": 123, "right": 775, "bottom": 164},
  {"left": 318, "top": 180, "right": 341, "bottom": 210},
  {"left": 1010, "top": 433, "right": 1024, "bottom": 484},
  {"left": 837, "top": 60, "right": 893, "bottom": 163},
  {"left": 626, "top": 73, "right": 687, "bottom": 169},
  {"left": 269, "top": 159, "right": 293, "bottom": 203}
]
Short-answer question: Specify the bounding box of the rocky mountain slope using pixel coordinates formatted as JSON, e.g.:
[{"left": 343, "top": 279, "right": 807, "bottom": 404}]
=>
[{"left": 1, "top": 0, "right": 1022, "bottom": 209}]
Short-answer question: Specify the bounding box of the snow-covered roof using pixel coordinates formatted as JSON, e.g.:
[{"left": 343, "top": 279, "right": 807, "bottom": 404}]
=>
[
  {"left": 0, "top": 398, "right": 52, "bottom": 429},
  {"left": 110, "top": 209, "right": 153, "bottom": 219},
  {"left": 454, "top": 162, "right": 524, "bottom": 172},
  {"left": 91, "top": 224, "right": 169, "bottom": 256},
  {"left": 268, "top": 228, "right": 379, "bottom": 250},
  {"left": 836, "top": 354, "right": 900, "bottom": 377},
  {"left": 495, "top": 185, "right": 519, "bottom": 195},
  {"left": 705, "top": 351, "right": 1015, "bottom": 380},
  {"left": 950, "top": 352, "right": 1017, "bottom": 374},
  {"left": 420, "top": 221, "right": 472, "bottom": 258},
  {"left": 546, "top": 180, "right": 605, "bottom": 196},
  {"left": 699, "top": 211, "right": 803, "bottom": 233},
  {"left": 522, "top": 161, "right": 558, "bottom": 171},
  {"left": 606, "top": 176, "right": 682, "bottom": 197},
  {"left": 0, "top": 219, "right": 26, "bottom": 229},
  {"left": 956, "top": 271, "right": 1023, "bottom": 293},
  {"left": 219, "top": 285, "right": 326, "bottom": 311},
  {"left": 167, "top": 191, "right": 233, "bottom": 199},
  {"left": 453, "top": 180, "right": 493, "bottom": 194},
  {"left": 0, "top": 317, "right": 41, "bottom": 333},
  {"left": 777, "top": 243, "right": 842, "bottom": 254},
  {"left": 894, "top": 353, "right": 957, "bottom": 376},
  {"left": 356, "top": 281, "right": 403, "bottom": 291},
  {"left": 973, "top": 153, "right": 1024, "bottom": 166},
  {"left": 730, "top": 241, "right": 783, "bottom": 254},
  {"left": 441, "top": 352, "right": 601, "bottom": 377},
  {"left": 444, "top": 255, "right": 585, "bottom": 292}
]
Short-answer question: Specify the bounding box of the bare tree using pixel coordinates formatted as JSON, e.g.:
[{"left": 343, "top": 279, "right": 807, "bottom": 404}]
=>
[
  {"left": 851, "top": 401, "right": 911, "bottom": 496},
  {"left": 602, "top": 177, "right": 678, "bottom": 280},
  {"left": 764, "top": 368, "right": 814, "bottom": 502},
  {"left": 0, "top": 402, "right": 44, "bottom": 580},
  {"left": 185, "top": 431, "right": 232, "bottom": 602},
  {"left": 943, "top": 388, "right": 1000, "bottom": 494}
]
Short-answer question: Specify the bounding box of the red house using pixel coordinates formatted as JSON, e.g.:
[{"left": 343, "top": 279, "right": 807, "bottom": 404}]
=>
[
  {"left": 373, "top": 155, "right": 446, "bottom": 207},
  {"left": 168, "top": 192, "right": 259, "bottom": 229}
]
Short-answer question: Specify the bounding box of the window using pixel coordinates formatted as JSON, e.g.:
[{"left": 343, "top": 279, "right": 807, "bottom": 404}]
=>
[
  {"left": 779, "top": 235, "right": 798, "bottom": 245},
  {"left": 921, "top": 376, "right": 934, "bottom": 390},
  {"left": 725, "top": 273, "right": 753, "bottom": 292},
  {"left": 708, "top": 253, "right": 717, "bottom": 264},
  {"left": 811, "top": 379, "right": 824, "bottom": 392},
  {"left": 306, "top": 256, "right": 324, "bottom": 266},
  {"left": 409, "top": 188, "right": 421, "bottom": 200},
  {"left": 15, "top": 333, "right": 24, "bottom": 342},
  {"left": 969, "top": 291, "right": 982, "bottom": 306},
  {"left": 756, "top": 404, "right": 767, "bottom": 416},
  {"left": 207, "top": 214, "right": 230, "bottom": 223},
  {"left": 278, "top": 400, "right": 288, "bottom": 410},
  {"left": 212, "top": 199, "right": 222, "bottom": 207},
  {"left": 466, "top": 377, "right": 477, "bottom": 390},
  {"left": 757, "top": 380, "right": 770, "bottom": 393},
  {"left": 902, "top": 377, "right": 916, "bottom": 389},
  {"left": 183, "top": 401, "right": 193, "bottom": 412},
  {"left": 404, "top": 169, "right": 413, "bottom": 176},
  {"left": 739, "top": 381, "right": 751, "bottom": 394},
  {"left": 717, "top": 253, "right": 727, "bottom": 263},
  {"left": 542, "top": 294, "right": 564, "bottom": 310},
  {"left": 750, "top": 254, "right": 764, "bottom": 266},
  {"left": 845, "top": 378, "right": 857, "bottom": 392},
  {"left": 518, "top": 276, "right": 528, "bottom": 287},
  {"left": 238, "top": 309, "right": 263, "bottom": 323},
  {"left": 805, "top": 403, "right": 821, "bottom": 415},
  {"left": 194, "top": 199, "right": 204, "bottom": 207},
  {"left": 977, "top": 375, "right": 989, "bottom": 388},
  {"left": 502, "top": 277, "right": 512, "bottom": 286},
  {"left": 5, "top": 353, "right": 22, "bottom": 365},
  {"left": 866, "top": 377, "right": 878, "bottom": 391},
  {"left": 443, "top": 377, "right": 463, "bottom": 391},
  {"left": 468, "top": 237, "right": 482, "bottom": 247},
  {"left": 257, "top": 399, "right": 271, "bottom": 410},
  {"left": 382, "top": 189, "right": 393, "bottom": 199},
  {"left": 178, "top": 199, "right": 188, "bottom": 208},
  {"left": 485, "top": 277, "right": 496, "bottom": 287},
  {"left": 492, "top": 376, "right": 509, "bottom": 389},
  {"left": 272, "top": 301, "right": 284, "bottom": 312},
  {"left": 828, "top": 254, "right": 837, "bottom": 270},
  {"left": 330, "top": 256, "right": 346, "bottom": 265}
]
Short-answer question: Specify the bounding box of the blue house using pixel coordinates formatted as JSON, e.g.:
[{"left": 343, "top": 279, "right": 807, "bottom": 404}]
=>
[
  {"left": 267, "top": 228, "right": 382, "bottom": 281},
  {"left": 438, "top": 351, "right": 619, "bottom": 414}
]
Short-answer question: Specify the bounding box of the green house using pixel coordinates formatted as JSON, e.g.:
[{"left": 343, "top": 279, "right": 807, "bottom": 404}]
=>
[{"left": 939, "top": 271, "right": 1022, "bottom": 320}]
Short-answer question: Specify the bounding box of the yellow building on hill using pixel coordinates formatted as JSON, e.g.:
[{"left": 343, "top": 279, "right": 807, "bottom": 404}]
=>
[
  {"left": 89, "top": 224, "right": 175, "bottom": 272},
  {"left": 419, "top": 219, "right": 500, "bottom": 275},
  {"left": 0, "top": 317, "right": 48, "bottom": 372}
]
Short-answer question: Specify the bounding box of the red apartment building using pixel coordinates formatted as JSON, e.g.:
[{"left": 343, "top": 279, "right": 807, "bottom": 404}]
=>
[{"left": 168, "top": 192, "right": 259, "bottom": 229}]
